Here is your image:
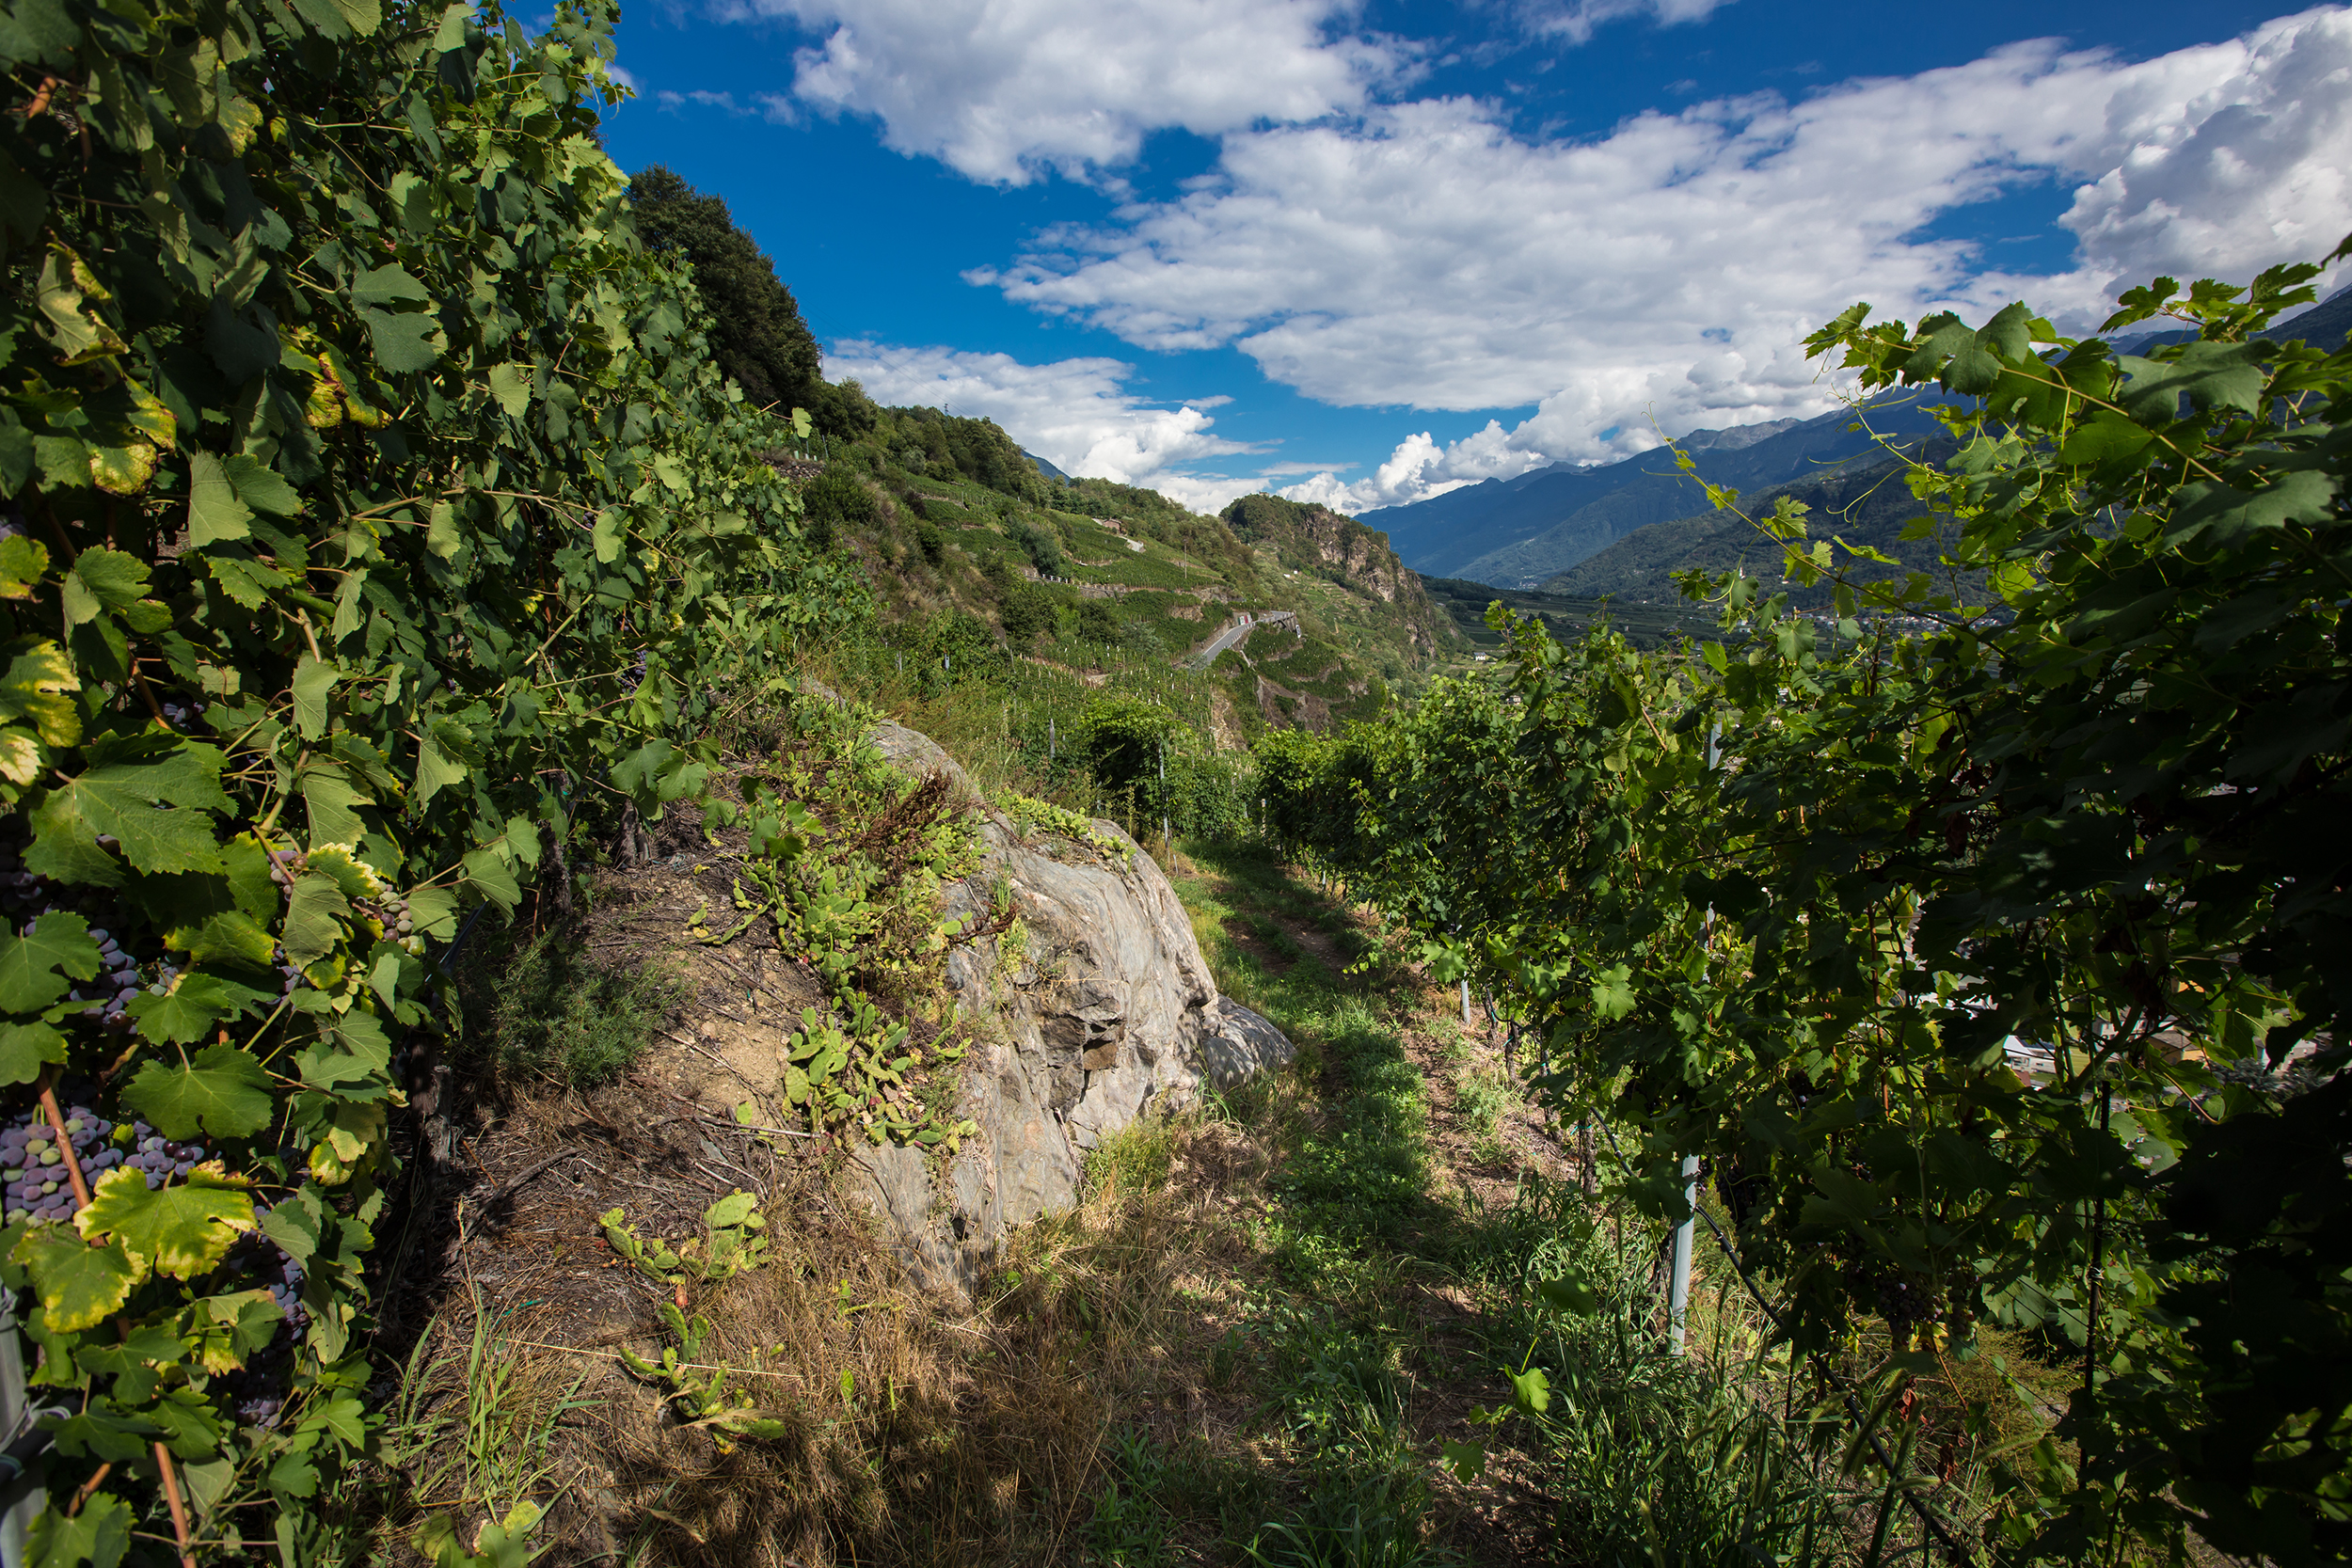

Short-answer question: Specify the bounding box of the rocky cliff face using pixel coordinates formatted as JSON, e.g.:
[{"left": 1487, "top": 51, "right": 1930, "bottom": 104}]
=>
[
  {"left": 839, "top": 723, "right": 1294, "bottom": 1284},
  {"left": 1220, "top": 492, "right": 1445, "bottom": 657}
]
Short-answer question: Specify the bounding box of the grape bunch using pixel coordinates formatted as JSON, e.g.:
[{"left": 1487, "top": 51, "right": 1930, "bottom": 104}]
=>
[
  {"left": 67, "top": 926, "right": 171, "bottom": 1035},
  {"left": 0, "top": 1104, "right": 164, "bottom": 1223},
  {"left": 0, "top": 836, "right": 62, "bottom": 920}
]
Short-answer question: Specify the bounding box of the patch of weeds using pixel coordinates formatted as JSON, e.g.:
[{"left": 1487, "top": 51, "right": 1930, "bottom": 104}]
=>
[
  {"left": 1086, "top": 1114, "right": 1179, "bottom": 1198},
  {"left": 1087, "top": 1426, "right": 1175, "bottom": 1566},
  {"left": 1454, "top": 1066, "right": 1517, "bottom": 1164},
  {"left": 457, "top": 926, "right": 685, "bottom": 1086}
]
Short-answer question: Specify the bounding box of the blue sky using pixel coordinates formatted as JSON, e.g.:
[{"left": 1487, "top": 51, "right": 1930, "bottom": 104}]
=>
[{"left": 596, "top": 0, "right": 2352, "bottom": 513}]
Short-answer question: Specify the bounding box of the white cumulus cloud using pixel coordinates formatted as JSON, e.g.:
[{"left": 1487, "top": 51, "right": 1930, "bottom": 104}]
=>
[
  {"left": 824, "top": 341, "right": 1269, "bottom": 512},
  {"left": 985, "top": 6, "right": 2352, "bottom": 486},
  {"left": 721, "top": 0, "right": 1406, "bottom": 185}
]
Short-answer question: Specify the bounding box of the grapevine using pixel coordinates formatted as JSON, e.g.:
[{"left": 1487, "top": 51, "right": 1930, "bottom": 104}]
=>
[
  {"left": 0, "top": 0, "right": 866, "bottom": 1557},
  {"left": 1260, "top": 249, "right": 2352, "bottom": 1561}
]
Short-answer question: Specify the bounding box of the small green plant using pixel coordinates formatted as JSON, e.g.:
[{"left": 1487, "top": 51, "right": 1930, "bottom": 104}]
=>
[
  {"left": 599, "top": 1191, "right": 771, "bottom": 1290},
  {"left": 780, "top": 999, "right": 977, "bottom": 1149},
  {"left": 413, "top": 1500, "right": 545, "bottom": 1568},
  {"left": 462, "top": 929, "right": 687, "bottom": 1086},
  {"left": 997, "top": 789, "right": 1132, "bottom": 861},
  {"left": 617, "top": 1303, "right": 793, "bottom": 1452}
]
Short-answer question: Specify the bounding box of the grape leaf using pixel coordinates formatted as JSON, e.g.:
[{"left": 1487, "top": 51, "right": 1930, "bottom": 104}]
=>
[
  {"left": 297, "top": 1006, "right": 389, "bottom": 1093},
  {"left": 405, "top": 885, "right": 457, "bottom": 940},
  {"left": 70, "top": 547, "right": 149, "bottom": 610},
  {"left": 26, "top": 736, "right": 230, "bottom": 883},
  {"left": 461, "top": 847, "right": 518, "bottom": 911},
  {"left": 0, "top": 534, "right": 47, "bottom": 598},
  {"left": 0, "top": 1021, "right": 66, "bottom": 1085},
  {"left": 27, "top": 1490, "right": 130, "bottom": 1568},
  {"left": 361, "top": 307, "right": 441, "bottom": 373},
  {"left": 221, "top": 451, "right": 299, "bottom": 515},
  {"left": 0, "top": 911, "right": 101, "bottom": 1013},
  {"left": 77, "top": 1163, "right": 256, "bottom": 1278},
  {"left": 292, "top": 655, "right": 341, "bottom": 739},
  {"left": 258, "top": 1185, "right": 322, "bottom": 1264},
  {"left": 12, "top": 1225, "right": 142, "bottom": 1334},
  {"left": 166, "top": 909, "right": 278, "bottom": 972},
  {"left": 186, "top": 451, "right": 253, "bottom": 546},
  {"left": 280, "top": 872, "right": 351, "bottom": 968},
  {"left": 123, "top": 1043, "right": 274, "bottom": 1136},
  {"left": 125, "top": 972, "right": 272, "bottom": 1046},
  {"left": 0, "top": 638, "right": 81, "bottom": 747}
]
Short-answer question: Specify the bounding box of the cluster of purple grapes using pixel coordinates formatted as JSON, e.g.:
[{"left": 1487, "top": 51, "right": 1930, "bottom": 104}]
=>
[
  {"left": 70, "top": 927, "right": 171, "bottom": 1035},
  {"left": 0, "top": 1107, "right": 205, "bottom": 1222},
  {"left": 0, "top": 838, "right": 63, "bottom": 920},
  {"left": 158, "top": 700, "right": 194, "bottom": 730}
]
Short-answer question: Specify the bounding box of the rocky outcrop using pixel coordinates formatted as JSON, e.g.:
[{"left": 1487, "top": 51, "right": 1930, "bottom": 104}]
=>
[
  {"left": 1219, "top": 493, "right": 1446, "bottom": 656},
  {"left": 850, "top": 722, "right": 1293, "bottom": 1286}
]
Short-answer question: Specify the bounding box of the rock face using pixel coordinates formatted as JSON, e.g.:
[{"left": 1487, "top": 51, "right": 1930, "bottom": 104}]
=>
[{"left": 850, "top": 722, "right": 1293, "bottom": 1287}]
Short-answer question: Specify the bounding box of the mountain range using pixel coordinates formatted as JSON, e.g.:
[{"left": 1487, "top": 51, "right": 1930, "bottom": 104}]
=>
[{"left": 1365, "top": 286, "right": 2352, "bottom": 591}]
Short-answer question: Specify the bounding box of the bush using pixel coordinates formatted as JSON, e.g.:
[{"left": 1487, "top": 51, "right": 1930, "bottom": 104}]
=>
[
  {"left": 915, "top": 520, "right": 946, "bottom": 566},
  {"left": 460, "top": 929, "right": 685, "bottom": 1085},
  {"left": 1078, "top": 598, "right": 1124, "bottom": 642},
  {"left": 803, "top": 464, "right": 876, "bottom": 549},
  {"left": 1008, "top": 516, "right": 1066, "bottom": 577},
  {"left": 1002, "top": 586, "right": 1055, "bottom": 644}
]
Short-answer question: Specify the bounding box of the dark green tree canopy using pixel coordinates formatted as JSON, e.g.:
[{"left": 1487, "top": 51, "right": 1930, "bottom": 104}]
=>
[{"left": 628, "top": 164, "right": 823, "bottom": 415}]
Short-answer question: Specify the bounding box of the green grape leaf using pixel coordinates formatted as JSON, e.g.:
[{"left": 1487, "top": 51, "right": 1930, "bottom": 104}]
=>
[
  {"left": 258, "top": 1185, "right": 323, "bottom": 1264},
  {"left": 0, "top": 639, "right": 81, "bottom": 748},
  {"left": 27, "top": 1489, "right": 131, "bottom": 1568},
  {"left": 0, "top": 534, "right": 48, "bottom": 598},
  {"left": 298, "top": 1007, "right": 389, "bottom": 1093},
  {"left": 488, "top": 361, "right": 532, "bottom": 416},
  {"left": 0, "top": 1021, "right": 65, "bottom": 1085},
  {"left": 45, "top": 1408, "right": 166, "bottom": 1462},
  {"left": 351, "top": 264, "right": 431, "bottom": 308},
  {"left": 203, "top": 551, "right": 290, "bottom": 609},
  {"left": 167, "top": 908, "right": 278, "bottom": 972},
  {"left": 26, "top": 736, "right": 230, "bottom": 883},
  {"left": 461, "top": 847, "right": 519, "bottom": 911},
  {"left": 292, "top": 655, "right": 341, "bottom": 739},
  {"left": 361, "top": 308, "right": 442, "bottom": 373},
  {"left": 0, "top": 911, "right": 101, "bottom": 1013},
  {"left": 125, "top": 972, "right": 271, "bottom": 1046},
  {"left": 280, "top": 873, "right": 350, "bottom": 969},
  {"left": 221, "top": 453, "right": 300, "bottom": 516},
  {"left": 13, "top": 1225, "right": 143, "bottom": 1334},
  {"left": 122, "top": 1043, "right": 274, "bottom": 1136},
  {"left": 405, "top": 885, "right": 457, "bottom": 940},
  {"left": 186, "top": 452, "right": 253, "bottom": 546},
  {"left": 77, "top": 1163, "right": 257, "bottom": 1279}
]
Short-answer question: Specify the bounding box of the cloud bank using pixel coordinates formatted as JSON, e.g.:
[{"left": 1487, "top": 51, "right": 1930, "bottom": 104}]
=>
[
  {"left": 974, "top": 7, "right": 2352, "bottom": 510},
  {"left": 722, "top": 0, "right": 1404, "bottom": 184},
  {"left": 719, "top": 2, "right": 2352, "bottom": 515}
]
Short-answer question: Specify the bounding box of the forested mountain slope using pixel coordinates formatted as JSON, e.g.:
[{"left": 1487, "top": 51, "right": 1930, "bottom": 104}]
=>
[{"left": 1361, "top": 397, "right": 1946, "bottom": 584}]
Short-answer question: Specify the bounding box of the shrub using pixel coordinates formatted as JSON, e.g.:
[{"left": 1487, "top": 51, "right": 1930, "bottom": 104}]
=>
[
  {"left": 1078, "top": 598, "right": 1124, "bottom": 642},
  {"left": 803, "top": 464, "right": 877, "bottom": 549},
  {"left": 1008, "top": 516, "right": 1066, "bottom": 577}
]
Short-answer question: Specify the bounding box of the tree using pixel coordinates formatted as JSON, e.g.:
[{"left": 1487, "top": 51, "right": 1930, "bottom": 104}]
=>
[{"left": 628, "top": 165, "right": 823, "bottom": 417}]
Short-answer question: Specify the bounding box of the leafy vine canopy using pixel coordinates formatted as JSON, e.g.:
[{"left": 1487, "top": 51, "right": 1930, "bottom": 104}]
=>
[{"left": 0, "top": 0, "right": 864, "bottom": 1552}]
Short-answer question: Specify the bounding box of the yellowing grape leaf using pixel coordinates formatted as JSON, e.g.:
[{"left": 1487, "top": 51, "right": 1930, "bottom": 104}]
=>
[
  {"left": 122, "top": 1043, "right": 274, "bottom": 1137},
  {"left": 13, "top": 1224, "right": 143, "bottom": 1334},
  {"left": 0, "top": 638, "right": 80, "bottom": 747},
  {"left": 76, "top": 1163, "right": 256, "bottom": 1279}
]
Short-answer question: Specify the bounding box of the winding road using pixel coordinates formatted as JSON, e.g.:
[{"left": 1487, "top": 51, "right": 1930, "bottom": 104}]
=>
[{"left": 1187, "top": 610, "right": 1299, "bottom": 669}]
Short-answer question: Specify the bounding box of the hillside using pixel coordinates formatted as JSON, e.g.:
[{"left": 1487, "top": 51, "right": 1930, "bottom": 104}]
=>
[
  {"left": 1537, "top": 442, "right": 1991, "bottom": 614},
  {"left": 1420, "top": 576, "right": 1713, "bottom": 653},
  {"left": 797, "top": 403, "right": 1465, "bottom": 761}
]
